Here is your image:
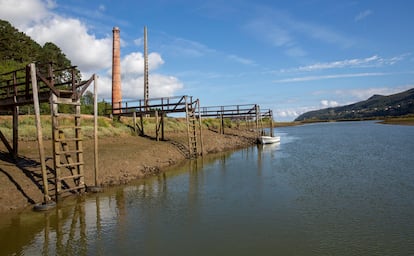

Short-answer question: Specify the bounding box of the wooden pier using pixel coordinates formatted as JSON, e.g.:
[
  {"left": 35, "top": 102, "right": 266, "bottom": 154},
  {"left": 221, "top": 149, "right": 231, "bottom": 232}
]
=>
[
  {"left": 108, "top": 95, "right": 204, "bottom": 158},
  {"left": 198, "top": 104, "right": 274, "bottom": 135},
  {"left": 0, "top": 63, "right": 99, "bottom": 205}
]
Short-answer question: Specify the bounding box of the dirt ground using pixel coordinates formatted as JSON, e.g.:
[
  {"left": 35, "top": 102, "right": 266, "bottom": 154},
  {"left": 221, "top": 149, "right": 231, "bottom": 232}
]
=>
[{"left": 0, "top": 128, "right": 257, "bottom": 213}]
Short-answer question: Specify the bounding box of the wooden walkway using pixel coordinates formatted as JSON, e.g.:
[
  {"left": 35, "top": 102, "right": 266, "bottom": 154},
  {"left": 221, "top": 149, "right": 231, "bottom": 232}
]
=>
[
  {"left": 108, "top": 95, "right": 204, "bottom": 158},
  {"left": 198, "top": 104, "right": 274, "bottom": 135}
]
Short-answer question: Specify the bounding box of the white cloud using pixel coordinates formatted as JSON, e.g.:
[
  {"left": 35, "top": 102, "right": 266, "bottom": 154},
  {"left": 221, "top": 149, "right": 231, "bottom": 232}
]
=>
[
  {"left": 166, "top": 37, "right": 215, "bottom": 57},
  {"left": 275, "top": 109, "right": 299, "bottom": 118},
  {"left": 25, "top": 16, "right": 112, "bottom": 72},
  {"left": 355, "top": 10, "right": 372, "bottom": 22},
  {"left": 320, "top": 100, "right": 339, "bottom": 108},
  {"left": 281, "top": 54, "right": 409, "bottom": 73},
  {"left": 0, "top": 0, "right": 51, "bottom": 27},
  {"left": 274, "top": 72, "right": 387, "bottom": 83},
  {"left": 0, "top": 0, "right": 184, "bottom": 101},
  {"left": 333, "top": 85, "right": 414, "bottom": 100},
  {"left": 246, "top": 19, "right": 292, "bottom": 47},
  {"left": 115, "top": 51, "right": 178, "bottom": 100},
  {"left": 285, "top": 46, "right": 307, "bottom": 57},
  {"left": 274, "top": 106, "right": 316, "bottom": 120},
  {"left": 122, "top": 74, "right": 183, "bottom": 100},
  {"left": 227, "top": 54, "right": 255, "bottom": 65},
  {"left": 98, "top": 4, "right": 105, "bottom": 12},
  {"left": 245, "top": 7, "right": 354, "bottom": 55},
  {"left": 294, "top": 55, "right": 379, "bottom": 72},
  {"left": 121, "top": 52, "right": 164, "bottom": 76},
  {"left": 134, "top": 37, "right": 144, "bottom": 47}
]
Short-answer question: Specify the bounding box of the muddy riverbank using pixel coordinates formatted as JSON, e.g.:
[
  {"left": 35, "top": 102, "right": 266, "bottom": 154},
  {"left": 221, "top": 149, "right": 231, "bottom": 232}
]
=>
[{"left": 0, "top": 128, "right": 257, "bottom": 213}]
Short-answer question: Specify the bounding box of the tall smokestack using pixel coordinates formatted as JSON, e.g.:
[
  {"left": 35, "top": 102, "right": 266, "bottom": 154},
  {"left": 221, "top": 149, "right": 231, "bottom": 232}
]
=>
[
  {"left": 144, "top": 26, "right": 149, "bottom": 111},
  {"left": 112, "top": 26, "right": 122, "bottom": 114}
]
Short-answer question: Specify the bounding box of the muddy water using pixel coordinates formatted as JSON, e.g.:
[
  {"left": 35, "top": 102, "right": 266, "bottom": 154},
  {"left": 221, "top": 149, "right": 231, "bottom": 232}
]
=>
[{"left": 1, "top": 121, "right": 414, "bottom": 255}]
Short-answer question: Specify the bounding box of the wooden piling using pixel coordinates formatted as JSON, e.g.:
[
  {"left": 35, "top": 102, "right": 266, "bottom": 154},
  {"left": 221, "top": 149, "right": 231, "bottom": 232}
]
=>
[
  {"left": 30, "top": 63, "right": 50, "bottom": 203},
  {"left": 93, "top": 74, "right": 99, "bottom": 187}
]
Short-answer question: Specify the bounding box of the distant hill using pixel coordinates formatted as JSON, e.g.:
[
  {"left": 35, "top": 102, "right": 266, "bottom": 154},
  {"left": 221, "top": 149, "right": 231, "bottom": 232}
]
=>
[{"left": 294, "top": 88, "right": 414, "bottom": 121}]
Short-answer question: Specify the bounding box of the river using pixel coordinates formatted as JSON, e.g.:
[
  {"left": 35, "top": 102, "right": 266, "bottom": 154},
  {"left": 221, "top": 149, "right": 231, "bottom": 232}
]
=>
[{"left": 1, "top": 121, "right": 413, "bottom": 255}]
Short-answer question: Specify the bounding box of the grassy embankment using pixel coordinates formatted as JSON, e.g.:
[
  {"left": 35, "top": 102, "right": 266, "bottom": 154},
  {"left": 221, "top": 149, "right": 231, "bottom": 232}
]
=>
[
  {"left": 294, "top": 115, "right": 414, "bottom": 126},
  {"left": 379, "top": 116, "right": 414, "bottom": 125},
  {"left": 0, "top": 115, "right": 270, "bottom": 141},
  {"left": 2, "top": 114, "right": 410, "bottom": 142}
]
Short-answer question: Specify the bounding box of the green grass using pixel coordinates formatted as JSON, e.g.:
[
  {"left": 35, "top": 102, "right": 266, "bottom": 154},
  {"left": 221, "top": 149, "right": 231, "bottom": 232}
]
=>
[
  {"left": 0, "top": 115, "right": 133, "bottom": 141},
  {"left": 0, "top": 115, "right": 286, "bottom": 141}
]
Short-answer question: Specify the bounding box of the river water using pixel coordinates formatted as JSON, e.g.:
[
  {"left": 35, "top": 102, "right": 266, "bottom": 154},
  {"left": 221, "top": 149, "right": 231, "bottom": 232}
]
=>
[{"left": 1, "top": 121, "right": 413, "bottom": 255}]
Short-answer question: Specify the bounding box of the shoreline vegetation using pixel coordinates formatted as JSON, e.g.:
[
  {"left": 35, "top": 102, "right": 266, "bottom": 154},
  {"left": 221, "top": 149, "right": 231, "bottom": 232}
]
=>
[{"left": 0, "top": 115, "right": 413, "bottom": 213}]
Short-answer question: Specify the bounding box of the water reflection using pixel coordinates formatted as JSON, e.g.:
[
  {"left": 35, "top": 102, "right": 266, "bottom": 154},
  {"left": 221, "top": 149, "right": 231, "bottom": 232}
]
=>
[
  {"left": 0, "top": 157, "right": 214, "bottom": 255},
  {"left": 257, "top": 142, "right": 281, "bottom": 173},
  {"left": 1, "top": 122, "right": 413, "bottom": 255}
]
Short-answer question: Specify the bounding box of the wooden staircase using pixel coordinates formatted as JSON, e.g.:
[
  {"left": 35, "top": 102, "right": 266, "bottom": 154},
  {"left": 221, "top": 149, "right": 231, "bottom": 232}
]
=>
[
  {"left": 51, "top": 93, "right": 85, "bottom": 198},
  {"left": 185, "top": 99, "right": 203, "bottom": 159}
]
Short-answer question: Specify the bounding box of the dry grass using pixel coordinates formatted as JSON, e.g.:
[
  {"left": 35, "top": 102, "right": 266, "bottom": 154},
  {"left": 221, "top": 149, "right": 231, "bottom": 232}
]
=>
[{"left": 379, "top": 116, "right": 414, "bottom": 125}]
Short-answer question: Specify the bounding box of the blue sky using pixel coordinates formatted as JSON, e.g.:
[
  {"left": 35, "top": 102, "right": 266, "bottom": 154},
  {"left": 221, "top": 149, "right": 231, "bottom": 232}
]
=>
[{"left": 1, "top": 0, "right": 414, "bottom": 121}]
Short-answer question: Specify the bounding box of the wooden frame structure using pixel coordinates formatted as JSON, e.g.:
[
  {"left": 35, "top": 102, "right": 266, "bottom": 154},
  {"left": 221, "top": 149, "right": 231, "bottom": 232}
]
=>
[
  {"left": 108, "top": 95, "right": 204, "bottom": 158},
  {"left": 198, "top": 104, "right": 271, "bottom": 134},
  {"left": 0, "top": 63, "right": 99, "bottom": 204}
]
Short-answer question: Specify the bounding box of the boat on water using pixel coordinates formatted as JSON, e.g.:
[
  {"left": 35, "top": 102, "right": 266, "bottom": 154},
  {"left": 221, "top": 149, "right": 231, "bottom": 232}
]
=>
[{"left": 258, "top": 135, "right": 281, "bottom": 144}]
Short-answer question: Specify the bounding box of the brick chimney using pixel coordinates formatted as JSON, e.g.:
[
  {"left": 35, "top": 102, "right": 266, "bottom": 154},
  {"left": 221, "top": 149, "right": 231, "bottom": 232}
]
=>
[{"left": 112, "top": 27, "right": 122, "bottom": 114}]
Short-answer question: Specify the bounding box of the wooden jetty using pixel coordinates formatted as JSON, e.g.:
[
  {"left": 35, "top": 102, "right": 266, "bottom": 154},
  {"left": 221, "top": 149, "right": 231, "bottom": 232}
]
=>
[
  {"left": 0, "top": 63, "right": 99, "bottom": 206},
  {"left": 198, "top": 104, "right": 274, "bottom": 135},
  {"left": 108, "top": 95, "right": 204, "bottom": 159}
]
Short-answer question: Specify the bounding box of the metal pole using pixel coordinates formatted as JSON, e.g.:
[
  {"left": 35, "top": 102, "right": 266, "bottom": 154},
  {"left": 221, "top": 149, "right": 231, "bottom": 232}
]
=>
[
  {"left": 30, "top": 63, "right": 50, "bottom": 202},
  {"left": 144, "top": 26, "right": 149, "bottom": 111}
]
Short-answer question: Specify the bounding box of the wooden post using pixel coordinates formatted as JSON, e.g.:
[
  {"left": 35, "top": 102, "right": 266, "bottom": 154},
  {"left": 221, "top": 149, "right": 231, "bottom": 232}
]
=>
[
  {"left": 50, "top": 94, "right": 61, "bottom": 196},
  {"left": 30, "top": 63, "right": 50, "bottom": 202},
  {"left": 93, "top": 74, "right": 99, "bottom": 187},
  {"left": 155, "top": 110, "right": 159, "bottom": 141},
  {"left": 269, "top": 110, "right": 274, "bottom": 137},
  {"left": 12, "top": 106, "right": 18, "bottom": 158},
  {"left": 185, "top": 96, "right": 191, "bottom": 154},
  {"left": 255, "top": 105, "right": 260, "bottom": 136},
  {"left": 197, "top": 99, "right": 204, "bottom": 156},
  {"left": 12, "top": 71, "right": 18, "bottom": 158},
  {"left": 161, "top": 112, "right": 165, "bottom": 141},
  {"left": 220, "top": 113, "right": 224, "bottom": 134},
  {"left": 161, "top": 99, "right": 165, "bottom": 141},
  {"left": 132, "top": 111, "right": 137, "bottom": 135},
  {"left": 140, "top": 114, "right": 144, "bottom": 136}
]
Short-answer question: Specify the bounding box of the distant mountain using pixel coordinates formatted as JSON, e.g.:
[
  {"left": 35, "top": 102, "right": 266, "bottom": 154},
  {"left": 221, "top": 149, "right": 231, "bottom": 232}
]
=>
[{"left": 294, "top": 88, "right": 414, "bottom": 121}]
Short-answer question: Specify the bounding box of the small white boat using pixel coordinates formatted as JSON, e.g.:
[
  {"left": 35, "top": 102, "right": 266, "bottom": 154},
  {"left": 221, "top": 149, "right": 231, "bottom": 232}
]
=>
[{"left": 258, "top": 135, "right": 281, "bottom": 144}]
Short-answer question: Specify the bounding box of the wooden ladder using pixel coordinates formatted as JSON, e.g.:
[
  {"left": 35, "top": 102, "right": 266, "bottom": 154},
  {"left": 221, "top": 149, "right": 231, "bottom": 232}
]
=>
[
  {"left": 51, "top": 94, "right": 85, "bottom": 199},
  {"left": 185, "top": 98, "right": 203, "bottom": 159}
]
